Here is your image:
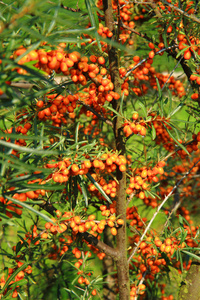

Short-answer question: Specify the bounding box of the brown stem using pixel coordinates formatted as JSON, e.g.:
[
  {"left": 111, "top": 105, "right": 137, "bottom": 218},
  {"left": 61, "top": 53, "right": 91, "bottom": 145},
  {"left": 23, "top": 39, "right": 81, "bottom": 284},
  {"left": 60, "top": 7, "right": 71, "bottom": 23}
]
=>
[
  {"left": 103, "top": 0, "right": 130, "bottom": 299},
  {"left": 103, "top": 227, "right": 117, "bottom": 300},
  {"left": 82, "top": 232, "right": 118, "bottom": 260}
]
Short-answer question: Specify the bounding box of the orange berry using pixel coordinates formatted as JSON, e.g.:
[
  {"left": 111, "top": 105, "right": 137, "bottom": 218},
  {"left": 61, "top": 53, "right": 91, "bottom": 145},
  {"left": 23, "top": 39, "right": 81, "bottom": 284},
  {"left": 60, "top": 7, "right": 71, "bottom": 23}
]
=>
[
  {"left": 74, "top": 216, "right": 81, "bottom": 224},
  {"left": 109, "top": 215, "right": 116, "bottom": 222},
  {"left": 78, "top": 225, "right": 85, "bottom": 233},
  {"left": 93, "top": 159, "right": 100, "bottom": 168},
  {"left": 85, "top": 221, "right": 91, "bottom": 230},
  {"left": 36, "top": 100, "right": 44, "bottom": 108},
  {"left": 158, "top": 161, "right": 165, "bottom": 167},
  {"left": 149, "top": 50, "right": 155, "bottom": 59},
  {"left": 133, "top": 56, "right": 140, "bottom": 63},
  {"left": 110, "top": 227, "right": 117, "bottom": 235},
  {"left": 135, "top": 124, "right": 142, "bottom": 132},
  {"left": 119, "top": 164, "right": 126, "bottom": 172},
  {"left": 75, "top": 250, "right": 81, "bottom": 259},
  {"left": 91, "top": 289, "right": 97, "bottom": 296},
  {"left": 132, "top": 112, "right": 139, "bottom": 120},
  {"left": 165, "top": 245, "right": 172, "bottom": 253},
  {"left": 160, "top": 244, "right": 165, "bottom": 252},
  {"left": 71, "top": 164, "right": 79, "bottom": 173},
  {"left": 88, "top": 214, "right": 95, "bottom": 221},
  {"left": 140, "top": 127, "right": 146, "bottom": 136},
  {"left": 83, "top": 160, "right": 92, "bottom": 168},
  {"left": 107, "top": 220, "right": 114, "bottom": 227},
  {"left": 98, "top": 56, "right": 105, "bottom": 64},
  {"left": 139, "top": 191, "right": 145, "bottom": 200},
  {"left": 165, "top": 238, "right": 172, "bottom": 246},
  {"left": 167, "top": 25, "right": 173, "bottom": 33},
  {"left": 148, "top": 42, "right": 155, "bottom": 49},
  {"left": 184, "top": 50, "right": 191, "bottom": 60},
  {"left": 117, "top": 219, "right": 124, "bottom": 225}
]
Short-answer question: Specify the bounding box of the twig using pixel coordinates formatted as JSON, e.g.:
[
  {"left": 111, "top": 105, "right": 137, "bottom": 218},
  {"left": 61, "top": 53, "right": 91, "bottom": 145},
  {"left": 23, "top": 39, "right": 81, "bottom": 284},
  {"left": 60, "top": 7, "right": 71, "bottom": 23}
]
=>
[
  {"left": 161, "top": 197, "right": 182, "bottom": 234},
  {"left": 126, "top": 191, "right": 136, "bottom": 206},
  {"left": 148, "top": 0, "right": 163, "bottom": 18},
  {"left": 78, "top": 98, "right": 113, "bottom": 127},
  {"left": 122, "top": 22, "right": 158, "bottom": 45},
  {"left": 135, "top": 270, "right": 148, "bottom": 300},
  {"left": 128, "top": 158, "right": 200, "bottom": 263},
  {"left": 82, "top": 232, "right": 119, "bottom": 260},
  {"left": 124, "top": 45, "right": 178, "bottom": 79},
  {"left": 65, "top": 89, "right": 113, "bottom": 127},
  {"left": 161, "top": 0, "right": 200, "bottom": 24},
  {"left": 60, "top": 4, "right": 81, "bottom": 12},
  {"left": 147, "top": 56, "right": 183, "bottom": 114}
]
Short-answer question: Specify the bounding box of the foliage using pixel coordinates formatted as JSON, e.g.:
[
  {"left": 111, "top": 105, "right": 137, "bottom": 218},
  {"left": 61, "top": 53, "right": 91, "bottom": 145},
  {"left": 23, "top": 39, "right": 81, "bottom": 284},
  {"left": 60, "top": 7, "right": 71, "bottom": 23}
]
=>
[{"left": 0, "top": 0, "right": 200, "bottom": 299}]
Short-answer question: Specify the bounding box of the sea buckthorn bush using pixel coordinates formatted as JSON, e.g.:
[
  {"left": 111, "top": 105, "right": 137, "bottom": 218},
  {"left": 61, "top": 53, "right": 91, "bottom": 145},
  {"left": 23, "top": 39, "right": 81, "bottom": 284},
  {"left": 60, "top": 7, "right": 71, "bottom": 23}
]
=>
[{"left": 0, "top": 0, "right": 200, "bottom": 299}]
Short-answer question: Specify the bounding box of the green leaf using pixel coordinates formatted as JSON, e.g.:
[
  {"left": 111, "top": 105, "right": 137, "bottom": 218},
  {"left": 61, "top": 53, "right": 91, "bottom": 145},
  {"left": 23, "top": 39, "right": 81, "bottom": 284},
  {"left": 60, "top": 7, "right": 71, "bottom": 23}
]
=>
[
  {"left": 169, "top": 119, "right": 195, "bottom": 124},
  {"left": 181, "top": 250, "right": 200, "bottom": 262},
  {"left": 106, "top": 105, "right": 122, "bottom": 117},
  {"left": 5, "top": 195, "right": 55, "bottom": 224},
  {"left": 77, "top": 175, "right": 89, "bottom": 206},
  {"left": 168, "top": 103, "right": 184, "bottom": 118},
  {"left": 179, "top": 250, "right": 184, "bottom": 272},
  {"left": 179, "top": 214, "right": 184, "bottom": 228},
  {"left": 49, "top": 27, "right": 96, "bottom": 36},
  {"left": 7, "top": 183, "right": 65, "bottom": 192},
  {"left": 63, "top": 288, "right": 81, "bottom": 299},
  {"left": 176, "top": 45, "right": 191, "bottom": 58},
  {"left": 75, "top": 122, "right": 80, "bottom": 151},
  {"left": 155, "top": 77, "right": 162, "bottom": 99},
  {"left": 86, "top": 173, "right": 112, "bottom": 203},
  {"left": 164, "top": 125, "right": 189, "bottom": 155},
  {"left": 151, "top": 124, "right": 156, "bottom": 140},
  {"left": 145, "top": 190, "right": 156, "bottom": 199},
  {"left": 137, "top": 101, "right": 147, "bottom": 118},
  {"left": 85, "top": 0, "right": 101, "bottom": 50},
  {"left": 46, "top": 7, "right": 58, "bottom": 35},
  {"left": 0, "top": 262, "right": 29, "bottom": 294}
]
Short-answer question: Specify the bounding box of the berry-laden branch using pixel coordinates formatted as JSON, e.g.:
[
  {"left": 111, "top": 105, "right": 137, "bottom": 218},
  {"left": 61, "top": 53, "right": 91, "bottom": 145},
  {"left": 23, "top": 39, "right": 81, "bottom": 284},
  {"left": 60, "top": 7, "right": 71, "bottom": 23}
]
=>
[
  {"left": 161, "top": 0, "right": 200, "bottom": 24},
  {"left": 65, "top": 88, "right": 113, "bottom": 126},
  {"left": 103, "top": 0, "right": 130, "bottom": 298},
  {"left": 124, "top": 45, "right": 178, "bottom": 79},
  {"left": 82, "top": 232, "right": 118, "bottom": 260},
  {"left": 128, "top": 158, "right": 200, "bottom": 263}
]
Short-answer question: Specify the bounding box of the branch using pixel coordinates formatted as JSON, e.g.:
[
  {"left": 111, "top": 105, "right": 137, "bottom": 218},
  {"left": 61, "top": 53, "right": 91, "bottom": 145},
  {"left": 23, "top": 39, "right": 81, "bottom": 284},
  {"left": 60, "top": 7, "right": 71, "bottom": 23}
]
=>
[
  {"left": 65, "top": 89, "right": 113, "bottom": 127},
  {"left": 147, "top": 56, "right": 183, "bottom": 114},
  {"left": 121, "top": 22, "right": 158, "bottom": 44},
  {"left": 81, "top": 232, "right": 118, "bottom": 260},
  {"left": 161, "top": 0, "right": 200, "bottom": 24},
  {"left": 77, "top": 98, "right": 113, "bottom": 127},
  {"left": 61, "top": 4, "right": 81, "bottom": 12},
  {"left": 128, "top": 158, "right": 200, "bottom": 263},
  {"left": 148, "top": 0, "right": 163, "bottom": 18},
  {"left": 124, "top": 45, "right": 178, "bottom": 79}
]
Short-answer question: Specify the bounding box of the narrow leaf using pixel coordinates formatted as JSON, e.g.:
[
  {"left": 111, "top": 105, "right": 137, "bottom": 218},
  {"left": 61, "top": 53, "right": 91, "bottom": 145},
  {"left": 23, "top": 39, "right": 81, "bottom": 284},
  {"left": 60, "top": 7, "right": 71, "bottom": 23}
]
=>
[
  {"left": 1, "top": 262, "right": 29, "bottom": 294},
  {"left": 155, "top": 77, "right": 162, "bottom": 99},
  {"left": 164, "top": 125, "right": 189, "bottom": 155},
  {"left": 168, "top": 103, "right": 184, "bottom": 118},
  {"left": 181, "top": 250, "right": 200, "bottom": 262},
  {"left": 86, "top": 173, "right": 112, "bottom": 203},
  {"left": 151, "top": 124, "right": 156, "bottom": 140},
  {"left": 137, "top": 101, "right": 147, "bottom": 118},
  {"left": 5, "top": 196, "right": 55, "bottom": 224},
  {"left": 77, "top": 175, "right": 88, "bottom": 206}
]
